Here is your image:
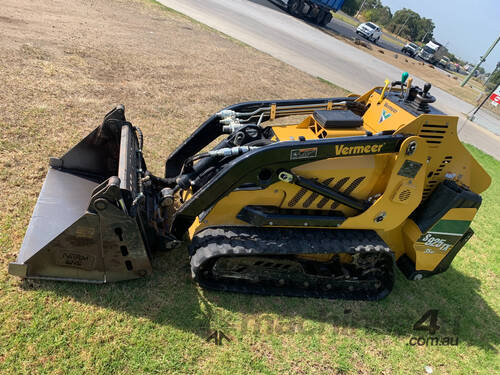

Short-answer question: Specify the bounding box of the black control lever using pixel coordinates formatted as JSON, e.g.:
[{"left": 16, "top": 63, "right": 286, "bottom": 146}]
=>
[
  {"left": 414, "top": 82, "right": 436, "bottom": 112},
  {"left": 423, "top": 82, "right": 431, "bottom": 96}
]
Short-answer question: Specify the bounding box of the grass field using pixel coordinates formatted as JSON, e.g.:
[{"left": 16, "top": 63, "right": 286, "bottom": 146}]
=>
[
  {"left": 0, "top": 0, "right": 499, "bottom": 374},
  {"left": 331, "top": 11, "right": 360, "bottom": 28}
]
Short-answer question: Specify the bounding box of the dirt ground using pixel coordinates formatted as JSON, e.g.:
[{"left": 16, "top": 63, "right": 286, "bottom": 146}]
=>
[{"left": 0, "top": 0, "right": 346, "bottom": 241}]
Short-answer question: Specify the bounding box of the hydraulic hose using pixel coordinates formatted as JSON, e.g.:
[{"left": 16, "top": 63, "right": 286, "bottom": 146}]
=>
[
  {"left": 130, "top": 125, "right": 145, "bottom": 217},
  {"left": 176, "top": 145, "right": 260, "bottom": 190}
]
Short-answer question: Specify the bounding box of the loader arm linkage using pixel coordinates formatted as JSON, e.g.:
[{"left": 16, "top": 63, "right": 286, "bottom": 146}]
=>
[{"left": 10, "top": 80, "right": 491, "bottom": 300}]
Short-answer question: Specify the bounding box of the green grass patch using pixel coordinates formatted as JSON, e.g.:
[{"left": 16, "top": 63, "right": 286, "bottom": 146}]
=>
[
  {"left": 331, "top": 11, "right": 360, "bottom": 28},
  {"left": 381, "top": 34, "right": 405, "bottom": 48},
  {"left": 1, "top": 145, "right": 498, "bottom": 374}
]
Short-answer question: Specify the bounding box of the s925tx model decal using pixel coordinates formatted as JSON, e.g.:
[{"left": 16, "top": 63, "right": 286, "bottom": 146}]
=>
[{"left": 417, "top": 220, "right": 472, "bottom": 253}]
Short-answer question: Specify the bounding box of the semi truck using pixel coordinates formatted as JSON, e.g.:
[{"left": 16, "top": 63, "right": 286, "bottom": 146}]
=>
[
  {"left": 418, "top": 41, "right": 448, "bottom": 65},
  {"left": 271, "top": 0, "right": 346, "bottom": 26}
]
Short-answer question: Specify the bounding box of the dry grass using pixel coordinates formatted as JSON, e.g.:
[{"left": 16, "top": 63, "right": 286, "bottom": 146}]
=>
[
  {"left": 0, "top": 0, "right": 346, "bottom": 230},
  {"left": 0, "top": 1, "right": 498, "bottom": 375},
  {"left": 474, "top": 90, "right": 500, "bottom": 118}
]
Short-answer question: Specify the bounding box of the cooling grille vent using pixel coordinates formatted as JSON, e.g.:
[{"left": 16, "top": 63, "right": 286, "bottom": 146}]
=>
[
  {"left": 331, "top": 177, "right": 365, "bottom": 209},
  {"left": 287, "top": 176, "right": 365, "bottom": 209},
  {"left": 288, "top": 187, "right": 309, "bottom": 207},
  {"left": 303, "top": 178, "right": 334, "bottom": 208},
  {"left": 317, "top": 177, "right": 349, "bottom": 208},
  {"left": 418, "top": 123, "right": 449, "bottom": 147},
  {"left": 422, "top": 155, "right": 454, "bottom": 200},
  {"left": 399, "top": 189, "right": 411, "bottom": 201}
]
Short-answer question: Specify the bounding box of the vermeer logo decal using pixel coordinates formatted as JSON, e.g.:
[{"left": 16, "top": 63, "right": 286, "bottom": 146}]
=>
[
  {"left": 334, "top": 143, "right": 384, "bottom": 156},
  {"left": 379, "top": 109, "right": 392, "bottom": 123}
]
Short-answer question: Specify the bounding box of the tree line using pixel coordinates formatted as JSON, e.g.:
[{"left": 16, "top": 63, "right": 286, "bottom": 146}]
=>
[
  {"left": 342, "top": 0, "right": 495, "bottom": 78},
  {"left": 342, "top": 0, "right": 434, "bottom": 44},
  {"left": 486, "top": 67, "right": 500, "bottom": 90}
]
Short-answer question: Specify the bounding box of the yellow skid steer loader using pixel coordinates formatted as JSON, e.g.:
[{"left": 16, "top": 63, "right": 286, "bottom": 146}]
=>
[{"left": 9, "top": 75, "right": 491, "bottom": 300}]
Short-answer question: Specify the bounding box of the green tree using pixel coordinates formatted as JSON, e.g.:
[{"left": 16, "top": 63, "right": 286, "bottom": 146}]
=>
[
  {"left": 363, "top": 0, "right": 383, "bottom": 9},
  {"left": 386, "top": 8, "right": 434, "bottom": 42},
  {"left": 363, "top": 6, "right": 392, "bottom": 26},
  {"left": 342, "top": 0, "right": 382, "bottom": 16},
  {"left": 486, "top": 69, "right": 500, "bottom": 90},
  {"left": 416, "top": 17, "right": 434, "bottom": 42},
  {"left": 342, "top": 2, "right": 435, "bottom": 44},
  {"left": 342, "top": 0, "right": 362, "bottom": 16}
]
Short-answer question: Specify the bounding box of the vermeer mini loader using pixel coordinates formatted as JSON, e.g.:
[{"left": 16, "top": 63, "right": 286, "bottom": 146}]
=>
[{"left": 9, "top": 75, "right": 491, "bottom": 300}]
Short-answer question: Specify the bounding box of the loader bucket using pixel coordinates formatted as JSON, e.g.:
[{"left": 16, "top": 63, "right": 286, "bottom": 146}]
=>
[{"left": 8, "top": 106, "right": 154, "bottom": 283}]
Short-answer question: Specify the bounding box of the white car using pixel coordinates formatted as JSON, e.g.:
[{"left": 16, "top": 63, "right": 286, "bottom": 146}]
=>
[{"left": 356, "top": 22, "right": 382, "bottom": 43}]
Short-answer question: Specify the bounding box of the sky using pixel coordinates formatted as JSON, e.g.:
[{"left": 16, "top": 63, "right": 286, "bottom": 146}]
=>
[{"left": 380, "top": 0, "right": 500, "bottom": 72}]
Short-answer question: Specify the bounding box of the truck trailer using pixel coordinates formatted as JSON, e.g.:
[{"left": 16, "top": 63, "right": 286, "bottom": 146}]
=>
[
  {"left": 271, "top": 0, "right": 345, "bottom": 26},
  {"left": 418, "top": 41, "right": 447, "bottom": 65}
]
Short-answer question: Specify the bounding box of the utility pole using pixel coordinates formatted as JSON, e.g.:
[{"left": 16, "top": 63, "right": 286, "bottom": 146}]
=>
[
  {"left": 396, "top": 15, "right": 411, "bottom": 38},
  {"left": 461, "top": 34, "right": 500, "bottom": 87},
  {"left": 355, "top": 0, "right": 367, "bottom": 18},
  {"left": 421, "top": 31, "right": 429, "bottom": 43}
]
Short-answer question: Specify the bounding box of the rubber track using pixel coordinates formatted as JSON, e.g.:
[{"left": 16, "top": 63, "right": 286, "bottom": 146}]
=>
[{"left": 190, "top": 227, "right": 394, "bottom": 300}]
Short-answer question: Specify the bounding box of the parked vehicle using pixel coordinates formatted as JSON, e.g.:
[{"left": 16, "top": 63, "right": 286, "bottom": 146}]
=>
[
  {"left": 356, "top": 22, "right": 382, "bottom": 43},
  {"left": 438, "top": 56, "right": 451, "bottom": 70},
  {"left": 402, "top": 42, "right": 419, "bottom": 57},
  {"left": 273, "top": 0, "right": 345, "bottom": 26},
  {"left": 418, "top": 41, "right": 447, "bottom": 65}
]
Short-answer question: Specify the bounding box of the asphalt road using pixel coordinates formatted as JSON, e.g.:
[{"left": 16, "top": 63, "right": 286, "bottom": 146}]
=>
[
  {"left": 265, "top": 0, "right": 403, "bottom": 53},
  {"left": 159, "top": 0, "right": 500, "bottom": 160},
  {"left": 328, "top": 17, "right": 401, "bottom": 54}
]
